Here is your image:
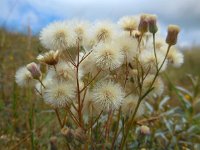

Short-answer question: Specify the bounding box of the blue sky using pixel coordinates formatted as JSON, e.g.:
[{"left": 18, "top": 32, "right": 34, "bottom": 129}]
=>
[{"left": 1, "top": 0, "right": 200, "bottom": 47}]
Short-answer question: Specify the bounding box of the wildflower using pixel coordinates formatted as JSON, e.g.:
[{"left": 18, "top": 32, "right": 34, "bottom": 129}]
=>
[
  {"left": 122, "top": 95, "right": 145, "bottom": 117},
  {"left": 148, "top": 15, "right": 158, "bottom": 34},
  {"left": 43, "top": 80, "right": 76, "bottom": 108},
  {"left": 140, "top": 125, "right": 150, "bottom": 135},
  {"left": 93, "top": 21, "right": 116, "bottom": 42},
  {"left": 94, "top": 42, "right": 124, "bottom": 70},
  {"left": 118, "top": 16, "right": 138, "bottom": 33},
  {"left": 35, "top": 78, "right": 52, "bottom": 95},
  {"left": 116, "top": 34, "right": 137, "bottom": 62},
  {"left": 139, "top": 50, "right": 168, "bottom": 73},
  {"left": 40, "top": 21, "right": 76, "bottom": 50},
  {"left": 142, "top": 75, "right": 164, "bottom": 96},
  {"left": 53, "top": 61, "right": 83, "bottom": 81},
  {"left": 92, "top": 80, "right": 125, "bottom": 110},
  {"left": 68, "top": 20, "right": 90, "bottom": 43},
  {"left": 15, "top": 67, "right": 34, "bottom": 87},
  {"left": 166, "top": 25, "right": 180, "bottom": 45},
  {"left": 82, "top": 91, "right": 101, "bottom": 116},
  {"left": 166, "top": 47, "right": 184, "bottom": 67},
  {"left": 37, "top": 50, "right": 60, "bottom": 66},
  {"left": 26, "top": 62, "right": 41, "bottom": 80}
]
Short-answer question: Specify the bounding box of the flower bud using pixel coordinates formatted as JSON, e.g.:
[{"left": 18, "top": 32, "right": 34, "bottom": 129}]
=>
[
  {"left": 140, "top": 125, "right": 150, "bottom": 135},
  {"left": 50, "top": 136, "right": 57, "bottom": 150},
  {"left": 148, "top": 15, "right": 158, "bottom": 34},
  {"left": 61, "top": 127, "right": 75, "bottom": 142},
  {"left": 74, "top": 127, "right": 87, "bottom": 143},
  {"left": 26, "top": 62, "right": 41, "bottom": 80},
  {"left": 166, "top": 25, "right": 180, "bottom": 45},
  {"left": 138, "top": 15, "right": 149, "bottom": 34}
]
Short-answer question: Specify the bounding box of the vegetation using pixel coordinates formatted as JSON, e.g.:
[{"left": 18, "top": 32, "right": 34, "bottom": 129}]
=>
[{"left": 0, "top": 22, "right": 200, "bottom": 150}]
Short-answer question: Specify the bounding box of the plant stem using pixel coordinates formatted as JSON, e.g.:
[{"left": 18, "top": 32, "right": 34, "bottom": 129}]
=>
[
  {"left": 119, "top": 44, "right": 172, "bottom": 149},
  {"left": 54, "top": 109, "right": 62, "bottom": 128}
]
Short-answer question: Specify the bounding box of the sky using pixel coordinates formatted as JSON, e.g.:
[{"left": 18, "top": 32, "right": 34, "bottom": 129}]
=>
[{"left": 0, "top": 0, "right": 200, "bottom": 47}]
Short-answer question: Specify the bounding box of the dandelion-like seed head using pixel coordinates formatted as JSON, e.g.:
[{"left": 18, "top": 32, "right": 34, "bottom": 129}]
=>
[
  {"left": 43, "top": 80, "right": 76, "bottom": 108},
  {"left": 118, "top": 16, "right": 138, "bottom": 32},
  {"left": 139, "top": 50, "right": 167, "bottom": 73},
  {"left": 167, "top": 47, "right": 184, "bottom": 67},
  {"left": 53, "top": 61, "right": 83, "bottom": 81},
  {"left": 92, "top": 80, "right": 125, "bottom": 110},
  {"left": 40, "top": 21, "right": 76, "bottom": 50},
  {"left": 94, "top": 42, "right": 124, "bottom": 70},
  {"left": 116, "top": 34, "right": 137, "bottom": 62},
  {"left": 68, "top": 20, "right": 90, "bottom": 43},
  {"left": 143, "top": 75, "right": 164, "bottom": 96},
  {"left": 122, "top": 94, "right": 145, "bottom": 117},
  {"left": 93, "top": 21, "right": 116, "bottom": 42},
  {"left": 15, "top": 67, "right": 35, "bottom": 87}
]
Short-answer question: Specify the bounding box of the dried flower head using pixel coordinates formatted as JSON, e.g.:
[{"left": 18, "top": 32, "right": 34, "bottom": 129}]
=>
[
  {"left": 138, "top": 14, "right": 149, "bottom": 34},
  {"left": 40, "top": 21, "right": 76, "bottom": 50},
  {"left": 92, "top": 80, "right": 125, "bottom": 110},
  {"left": 37, "top": 50, "right": 60, "bottom": 65},
  {"left": 43, "top": 80, "right": 76, "bottom": 108},
  {"left": 94, "top": 42, "right": 124, "bottom": 70},
  {"left": 166, "top": 25, "right": 180, "bottom": 45},
  {"left": 15, "top": 67, "right": 34, "bottom": 87},
  {"left": 26, "top": 62, "right": 41, "bottom": 80}
]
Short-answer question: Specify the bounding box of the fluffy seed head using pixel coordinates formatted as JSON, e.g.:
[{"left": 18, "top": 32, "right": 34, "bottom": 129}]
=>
[
  {"left": 59, "top": 61, "right": 82, "bottom": 80},
  {"left": 139, "top": 50, "right": 168, "bottom": 73},
  {"left": 92, "top": 80, "right": 125, "bottom": 110},
  {"left": 118, "top": 16, "right": 138, "bottom": 32},
  {"left": 167, "top": 47, "right": 184, "bottom": 67},
  {"left": 93, "top": 21, "right": 116, "bottom": 42},
  {"left": 143, "top": 75, "right": 164, "bottom": 96},
  {"left": 43, "top": 80, "right": 76, "bottom": 108},
  {"left": 15, "top": 67, "right": 34, "bottom": 87},
  {"left": 40, "top": 21, "right": 76, "bottom": 50},
  {"left": 122, "top": 94, "right": 145, "bottom": 117},
  {"left": 116, "top": 35, "right": 137, "bottom": 62},
  {"left": 94, "top": 42, "right": 124, "bottom": 70}
]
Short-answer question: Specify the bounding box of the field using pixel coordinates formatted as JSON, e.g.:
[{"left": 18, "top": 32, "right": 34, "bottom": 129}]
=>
[{"left": 0, "top": 29, "right": 200, "bottom": 149}]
